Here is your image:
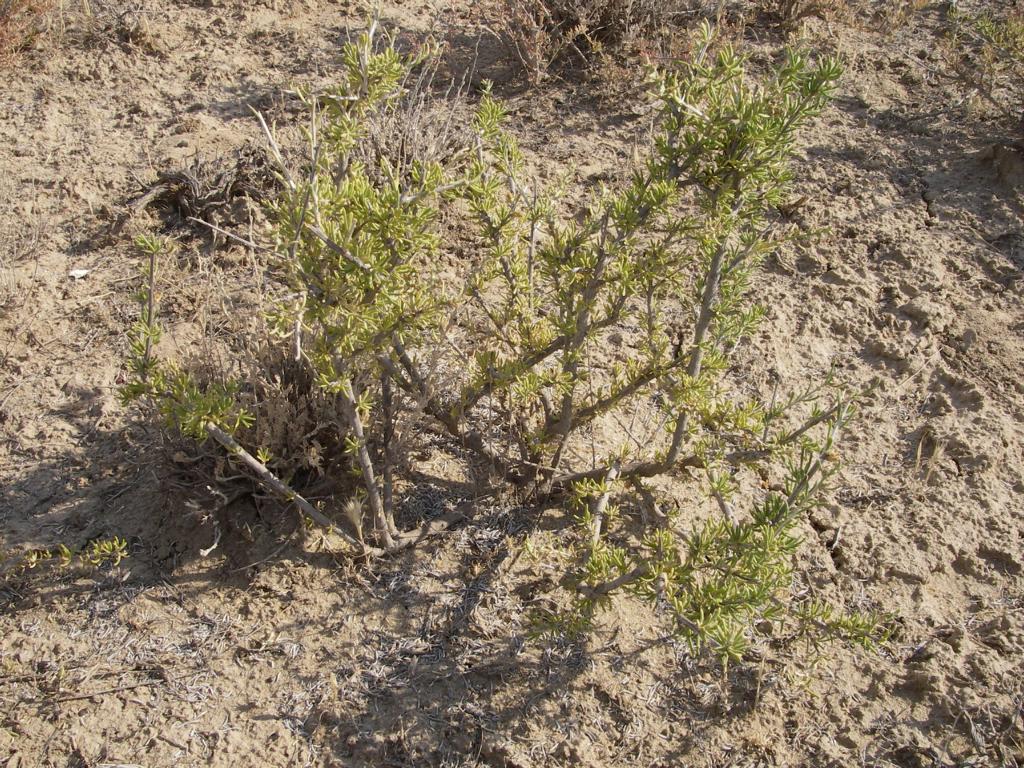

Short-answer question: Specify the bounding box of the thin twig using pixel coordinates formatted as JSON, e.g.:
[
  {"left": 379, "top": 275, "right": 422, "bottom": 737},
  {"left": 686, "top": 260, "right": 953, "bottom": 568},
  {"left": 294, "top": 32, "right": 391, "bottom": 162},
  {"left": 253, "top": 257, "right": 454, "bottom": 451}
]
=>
[
  {"left": 186, "top": 217, "right": 274, "bottom": 253},
  {"left": 303, "top": 222, "right": 372, "bottom": 271},
  {"left": 577, "top": 565, "right": 649, "bottom": 600},
  {"left": 28, "top": 680, "right": 162, "bottom": 705},
  {"left": 337, "top": 378, "right": 397, "bottom": 547},
  {"left": 142, "top": 243, "right": 156, "bottom": 379},
  {"left": 252, "top": 107, "right": 295, "bottom": 191}
]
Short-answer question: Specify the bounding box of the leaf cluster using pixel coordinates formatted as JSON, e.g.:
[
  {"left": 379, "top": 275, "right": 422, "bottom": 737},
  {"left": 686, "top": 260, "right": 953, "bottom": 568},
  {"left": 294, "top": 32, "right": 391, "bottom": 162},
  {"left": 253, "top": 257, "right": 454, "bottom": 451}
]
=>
[
  {"left": 1, "top": 537, "right": 128, "bottom": 581},
  {"left": 120, "top": 235, "right": 252, "bottom": 441},
  {"left": 566, "top": 403, "right": 889, "bottom": 663}
]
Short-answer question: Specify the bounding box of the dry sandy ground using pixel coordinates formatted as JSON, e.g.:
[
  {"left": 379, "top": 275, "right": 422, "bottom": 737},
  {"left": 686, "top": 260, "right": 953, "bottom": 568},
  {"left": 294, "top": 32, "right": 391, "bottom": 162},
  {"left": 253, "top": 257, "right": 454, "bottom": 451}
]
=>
[{"left": 2, "top": 1, "right": 1023, "bottom": 766}]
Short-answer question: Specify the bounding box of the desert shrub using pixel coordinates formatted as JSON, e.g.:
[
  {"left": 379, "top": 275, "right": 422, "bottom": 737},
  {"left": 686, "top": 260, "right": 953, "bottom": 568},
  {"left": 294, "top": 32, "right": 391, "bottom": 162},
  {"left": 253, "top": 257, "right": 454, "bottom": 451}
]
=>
[
  {"left": 756, "top": 0, "right": 845, "bottom": 31},
  {"left": 487, "top": 0, "right": 696, "bottom": 83},
  {"left": 487, "top": 0, "right": 854, "bottom": 84},
  {"left": 123, "top": 20, "right": 888, "bottom": 661},
  {"left": 947, "top": 6, "right": 1024, "bottom": 122}
]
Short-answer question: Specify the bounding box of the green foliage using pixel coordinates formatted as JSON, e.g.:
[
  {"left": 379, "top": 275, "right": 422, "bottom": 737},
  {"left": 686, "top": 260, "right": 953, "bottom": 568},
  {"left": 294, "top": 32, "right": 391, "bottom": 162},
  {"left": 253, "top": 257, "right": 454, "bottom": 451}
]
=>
[
  {"left": 1, "top": 537, "right": 128, "bottom": 581},
  {"left": 121, "top": 234, "right": 252, "bottom": 440},
  {"left": 123, "top": 19, "right": 888, "bottom": 664},
  {"left": 562, "top": 403, "right": 890, "bottom": 663},
  {"left": 267, "top": 31, "right": 451, "bottom": 384},
  {"left": 456, "top": 22, "right": 842, "bottom": 487}
]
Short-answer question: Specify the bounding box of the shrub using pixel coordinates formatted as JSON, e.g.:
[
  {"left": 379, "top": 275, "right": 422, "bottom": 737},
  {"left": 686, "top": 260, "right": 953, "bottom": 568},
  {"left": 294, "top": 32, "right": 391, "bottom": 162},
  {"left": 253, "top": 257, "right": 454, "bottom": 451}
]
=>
[
  {"left": 757, "top": 0, "right": 845, "bottom": 31},
  {"left": 487, "top": 0, "right": 694, "bottom": 83},
  {"left": 947, "top": 6, "right": 1024, "bottom": 122},
  {"left": 123, "top": 20, "right": 888, "bottom": 661},
  {"left": 487, "top": 0, "right": 855, "bottom": 83}
]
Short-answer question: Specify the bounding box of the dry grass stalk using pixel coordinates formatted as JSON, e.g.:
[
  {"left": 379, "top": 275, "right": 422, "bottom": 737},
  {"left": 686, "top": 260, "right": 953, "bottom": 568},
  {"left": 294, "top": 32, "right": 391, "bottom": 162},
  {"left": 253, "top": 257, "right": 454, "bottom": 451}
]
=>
[
  {"left": 0, "top": 0, "right": 52, "bottom": 63},
  {"left": 758, "top": 0, "right": 844, "bottom": 31},
  {"left": 487, "top": 0, "right": 694, "bottom": 83}
]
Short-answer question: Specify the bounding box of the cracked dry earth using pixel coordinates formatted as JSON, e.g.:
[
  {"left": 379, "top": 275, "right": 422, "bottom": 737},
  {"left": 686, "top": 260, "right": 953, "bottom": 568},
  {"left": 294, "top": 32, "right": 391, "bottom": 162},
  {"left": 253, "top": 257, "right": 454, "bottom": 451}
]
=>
[{"left": 1, "top": 1, "right": 1023, "bottom": 766}]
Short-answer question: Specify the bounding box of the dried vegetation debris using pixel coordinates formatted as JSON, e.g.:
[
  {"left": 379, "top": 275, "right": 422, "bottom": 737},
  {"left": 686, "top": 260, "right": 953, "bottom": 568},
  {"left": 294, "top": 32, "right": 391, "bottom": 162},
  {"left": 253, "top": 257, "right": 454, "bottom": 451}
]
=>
[
  {"left": 121, "top": 143, "right": 280, "bottom": 235},
  {"left": 0, "top": 0, "right": 50, "bottom": 61}
]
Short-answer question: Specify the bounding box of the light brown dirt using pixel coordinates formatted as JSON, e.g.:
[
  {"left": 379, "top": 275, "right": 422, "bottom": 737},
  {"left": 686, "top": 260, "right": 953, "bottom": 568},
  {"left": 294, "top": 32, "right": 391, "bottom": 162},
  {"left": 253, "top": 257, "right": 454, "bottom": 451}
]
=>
[{"left": 2, "top": 2, "right": 1023, "bottom": 767}]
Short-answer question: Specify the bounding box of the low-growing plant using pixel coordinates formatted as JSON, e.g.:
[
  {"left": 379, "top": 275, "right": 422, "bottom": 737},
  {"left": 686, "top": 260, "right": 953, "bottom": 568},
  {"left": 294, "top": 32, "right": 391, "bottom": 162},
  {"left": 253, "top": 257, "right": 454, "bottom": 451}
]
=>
[
  {"left": 487, "top": 0, "right": 694, "bottom": 83},
  {"left": 123, "top": 20, "right": 889, "bottom": 661},
  {"left": 947, "top": 6, "right": 1024, "bottom": 122},
  {"left": 1, "top": 536, "right": 128, "bottom": 581},
  {"left": 757, "top": 0, "right": 844, "bottom": 31},
  {"left": 0, "top": 0, "right": 51, "bottom": 62}
]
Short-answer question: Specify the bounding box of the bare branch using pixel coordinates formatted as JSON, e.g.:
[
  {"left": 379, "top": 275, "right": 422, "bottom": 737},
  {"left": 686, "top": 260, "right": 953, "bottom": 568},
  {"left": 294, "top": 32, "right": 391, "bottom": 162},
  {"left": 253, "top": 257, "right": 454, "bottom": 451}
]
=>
[{"left": 205, "top": 423, "right": 372, "bottom": 556}]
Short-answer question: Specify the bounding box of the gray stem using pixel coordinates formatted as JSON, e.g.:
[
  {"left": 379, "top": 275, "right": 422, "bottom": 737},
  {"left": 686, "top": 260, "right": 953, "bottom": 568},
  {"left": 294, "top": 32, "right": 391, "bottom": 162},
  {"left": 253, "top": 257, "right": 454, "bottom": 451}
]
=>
[
  {"left": 589, "top": 463, "right": 620, "bottom": 550},
  {"left": 337, "top": 379, "right": 396, "bottom": 548},
  {"left": 205, "top": 423, "right": 372, "bottom": 556}
]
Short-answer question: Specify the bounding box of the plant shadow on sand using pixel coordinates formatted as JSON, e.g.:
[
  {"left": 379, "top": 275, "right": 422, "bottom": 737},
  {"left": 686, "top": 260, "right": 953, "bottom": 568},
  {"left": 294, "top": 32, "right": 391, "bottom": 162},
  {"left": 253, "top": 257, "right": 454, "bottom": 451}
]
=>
[{"left": 2, "top": 398, "right": 778, "bottom": 766}]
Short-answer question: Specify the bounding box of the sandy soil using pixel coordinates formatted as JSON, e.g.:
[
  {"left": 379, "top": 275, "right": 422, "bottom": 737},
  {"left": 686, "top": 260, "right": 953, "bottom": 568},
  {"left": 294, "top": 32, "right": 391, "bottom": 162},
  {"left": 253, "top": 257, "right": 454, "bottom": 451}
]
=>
[{"left": 2, "top": 1, "right": 1023, "bottom": 766}]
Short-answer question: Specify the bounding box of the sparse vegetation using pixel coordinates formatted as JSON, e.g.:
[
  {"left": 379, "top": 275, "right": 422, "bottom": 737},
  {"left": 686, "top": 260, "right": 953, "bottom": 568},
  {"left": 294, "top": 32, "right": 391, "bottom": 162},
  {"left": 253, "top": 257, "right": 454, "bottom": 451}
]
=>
[
  {"left": 0, "top": 0, "right": 51, "bottom": 61},
  {"left": 487, "top": 0, "right": 856, "bottom": 81},
  {"left": 121, "top": 19, "right": 888, "bottom": 663},
  {"left": 757, "top": 0, "right": 844, "bottom": 31},
  {"left": 487, "top": 0, "right": 694, "bottom": 82},
  {"left": 947, "top": 5, "right": 1024, "bottom": 122},
  {"left": 5, "top": 0, "right": 1024, "bottom": 763},
  {"left": 0, "top": 536, "right": 128, "bottom": 580}
]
